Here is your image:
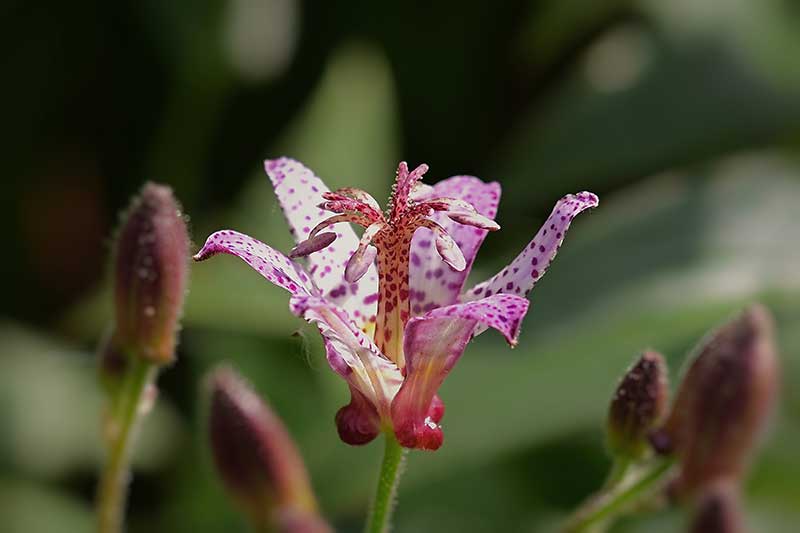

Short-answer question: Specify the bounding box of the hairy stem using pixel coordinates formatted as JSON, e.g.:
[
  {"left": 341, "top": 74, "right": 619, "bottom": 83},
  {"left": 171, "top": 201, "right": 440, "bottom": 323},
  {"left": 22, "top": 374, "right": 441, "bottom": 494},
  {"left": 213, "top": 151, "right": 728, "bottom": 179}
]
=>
[
  {"left": 602, "top": 456, "right": 632, "bottom": 490},
  {"left": 365, "top": 433, "right": 407, "bottom": 533},
  {"left": 97, "top": 358, "right": 157, "bottom": 533},
  {"left": 564, "top": 457, "right": 674, "bottom": 533}
]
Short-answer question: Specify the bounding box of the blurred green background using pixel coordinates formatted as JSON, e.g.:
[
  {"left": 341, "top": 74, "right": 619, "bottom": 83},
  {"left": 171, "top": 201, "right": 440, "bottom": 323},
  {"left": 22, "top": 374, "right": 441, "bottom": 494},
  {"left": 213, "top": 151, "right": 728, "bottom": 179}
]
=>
[{"left": 2, "top": 1, "right": 799, "bottom": 531}]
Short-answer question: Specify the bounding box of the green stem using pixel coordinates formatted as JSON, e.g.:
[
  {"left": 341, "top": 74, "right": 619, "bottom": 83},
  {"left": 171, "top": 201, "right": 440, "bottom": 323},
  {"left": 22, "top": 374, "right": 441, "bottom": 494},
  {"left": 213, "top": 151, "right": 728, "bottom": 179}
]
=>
[
  {"left": 365, "top": 433, "right": 407, "bottom": 533},
  {"left": 602, "top": 456, "right": 632, "bottom": 490},
  {"left": 97, "top": 358, "right": 157, "bottom": 533},
  {"left": 564, "top": 458, "right": 674, "bottom": 533}
]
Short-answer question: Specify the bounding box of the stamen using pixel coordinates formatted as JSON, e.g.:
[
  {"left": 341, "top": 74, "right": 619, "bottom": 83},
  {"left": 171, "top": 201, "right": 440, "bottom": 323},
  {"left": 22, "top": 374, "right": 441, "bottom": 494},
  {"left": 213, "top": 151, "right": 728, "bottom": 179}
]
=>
[
  {"left": 422, "top": 198, "right": 499, "bottom": 230},
  {"left": 332, "top": 187, "right": 382, "bottom": 213},
  {"left": 289, "top": 232, "right": 337, "bottom": 258},
  {"left": 345, "top": 245, "right": 377, "bottom": 283},
  {"left": 446, "top": 211, "right": 500, "bottom": 231},
  {"left": 320, "top": 192, "right": 384, "bottom": 220},
  {"left": 345, "top": 222, "right": 385, "bottom": 283},
  {"left": 308, "top": 213, "right": 374, "bottom": 239},
  {"left": 418, "top": 219, "right": 467, "bottom": 271},
  {"left": 424, "top": 197, "right": 479, "bottom": 213}
]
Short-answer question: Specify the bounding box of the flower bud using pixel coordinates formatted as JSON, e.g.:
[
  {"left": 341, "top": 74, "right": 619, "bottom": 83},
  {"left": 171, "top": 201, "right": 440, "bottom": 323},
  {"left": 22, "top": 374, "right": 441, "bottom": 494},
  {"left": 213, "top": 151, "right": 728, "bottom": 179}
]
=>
[
  {"left": 689, "top": 481, "right": 745, "bottom": 533},
  {"left": 607, "top": 351, "right": 669, "bottom": 459},
  {"left": 114, "top": 183, "right": 189, "bottom": 365},
  {"left": 207, "top": 366, "right": 331, "bottom": 533},
  {"left": 651, "top": 305, "right": 778, "bottom": 495}
]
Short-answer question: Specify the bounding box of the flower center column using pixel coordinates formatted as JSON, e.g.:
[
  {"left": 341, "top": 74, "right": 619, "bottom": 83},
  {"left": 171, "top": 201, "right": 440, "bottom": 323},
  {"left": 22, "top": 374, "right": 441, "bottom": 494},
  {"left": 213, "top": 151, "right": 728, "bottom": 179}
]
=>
[{"left": 373, "top": 229, "right": 412, "bottom": 370}]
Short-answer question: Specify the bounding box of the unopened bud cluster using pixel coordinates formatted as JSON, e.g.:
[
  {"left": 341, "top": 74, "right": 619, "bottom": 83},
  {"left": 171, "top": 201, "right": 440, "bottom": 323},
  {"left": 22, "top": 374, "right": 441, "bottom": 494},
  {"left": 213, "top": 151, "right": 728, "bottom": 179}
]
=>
[{"left": 599, "top": 305, "right": 778, "bottom": 532}]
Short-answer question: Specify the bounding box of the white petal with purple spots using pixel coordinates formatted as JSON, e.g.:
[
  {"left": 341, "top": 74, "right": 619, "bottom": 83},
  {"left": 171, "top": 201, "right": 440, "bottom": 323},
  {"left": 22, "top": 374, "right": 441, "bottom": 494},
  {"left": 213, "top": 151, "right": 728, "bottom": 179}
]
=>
[
  {"left": 417, "top": 293, "right": 529, "bottom": 345},
  {"left": 194, "top": 230, "right": 316, "bottom": 295},
  {"left": 265, "top": 158, "right": 379, "bottom": 328},
  {"left": 464, "top": 191, "right": 598, "bottom": 306},
  {"left": 408, "top": 176, "right": 501, "bottom": 315},
  {"left": 289, "top": 294, "right": 402, "bottom": 411}
]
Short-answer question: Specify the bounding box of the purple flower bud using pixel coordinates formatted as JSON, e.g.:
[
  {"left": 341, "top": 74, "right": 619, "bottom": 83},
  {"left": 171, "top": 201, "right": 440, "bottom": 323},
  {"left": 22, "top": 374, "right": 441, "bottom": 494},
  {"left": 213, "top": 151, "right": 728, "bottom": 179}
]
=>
[
  {"left": 689, "top": 482, "right": 745, "bottom": 533},
  {"left": 207, "top": 366, "right": 331, "bottom": 533},
  {"left": 607, "top": 351, "right": 669, "bottom": 459},
  {"left": 652, "top": 305, "right": 778, "bottom": 496},
  {"left": 114, "top": 183, "right": 189, "bottom": 365}
]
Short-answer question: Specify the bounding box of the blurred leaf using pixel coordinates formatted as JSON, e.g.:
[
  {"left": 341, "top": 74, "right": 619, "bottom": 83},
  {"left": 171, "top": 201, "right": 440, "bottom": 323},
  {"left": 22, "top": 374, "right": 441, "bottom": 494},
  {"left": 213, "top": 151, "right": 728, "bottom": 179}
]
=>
[
  {"left": 274, "top": 41, "right": 400, "bottom": 189},
  {"left": 517, "top": 0, "right": 632, "bottom": 70},
  {"left": 0, "top": 479, "right": 93, "bottom": 533},
  {"left": 0, "top": 324, "right": 182, "bottom": 479},
  {"left": 493, "top": 34, "right": 800, "bottom": 215},
  {"left": 641, "top": 0, "right": 800, "bottom": 88}
]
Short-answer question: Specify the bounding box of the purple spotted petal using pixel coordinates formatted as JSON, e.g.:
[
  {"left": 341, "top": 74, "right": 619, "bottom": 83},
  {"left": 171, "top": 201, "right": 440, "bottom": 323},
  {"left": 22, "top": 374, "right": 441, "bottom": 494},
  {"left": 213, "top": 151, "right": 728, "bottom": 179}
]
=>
[
  {"left": 421, "top": 293, "right": 529, "bottom": 345},
  {"left": 409, "top": 176, "right": 501, "bottom": 315},
  {"left": 289, "top": 294, "right": 402, "bottom": 438},
  {"left": 464, "top": 191, "right": 598, "bottom": 304},
  {"left": 391, "top": 294, "right": 528, "bottom": 450},
  {"left": 194, "top": 230, "right": 315, "bottom": 295},
  {"left": 265, "top": 158, "right": 378, "bottom": 327}
]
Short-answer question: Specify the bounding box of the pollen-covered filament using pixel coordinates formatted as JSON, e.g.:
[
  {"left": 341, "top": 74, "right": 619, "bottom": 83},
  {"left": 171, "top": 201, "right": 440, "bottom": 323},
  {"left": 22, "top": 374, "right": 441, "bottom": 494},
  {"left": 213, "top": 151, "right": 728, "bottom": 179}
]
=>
[{"left": 291, "top": 161, "right": 500, "bottom": 370}]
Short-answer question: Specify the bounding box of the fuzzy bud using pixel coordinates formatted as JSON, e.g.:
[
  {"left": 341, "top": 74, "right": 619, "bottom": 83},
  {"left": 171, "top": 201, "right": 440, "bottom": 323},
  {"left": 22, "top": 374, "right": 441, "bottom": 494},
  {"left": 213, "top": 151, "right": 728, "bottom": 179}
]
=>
[
  {"left": 207, "top": 366, "right": 331, "bottom": 533},
  {"left": 113, "top": 183, "right": 189, "bottom": 365},
  {"left": 689, "top": 482, "right": 745, "bottom": 533},
  {"left": 607, "top": 351, "right": 669, "bottom": 459},
  {"left": 651, "top": 305, "right": 778, "bottom": 496}
]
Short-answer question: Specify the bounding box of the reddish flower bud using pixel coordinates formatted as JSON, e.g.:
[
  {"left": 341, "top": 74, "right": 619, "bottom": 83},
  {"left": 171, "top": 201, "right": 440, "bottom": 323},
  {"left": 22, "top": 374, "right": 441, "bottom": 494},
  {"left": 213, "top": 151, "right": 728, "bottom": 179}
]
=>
[
  {"left": 607, "top": 351, "right": 669, "bottom": 459},
  {"left": 689, "top": 482, "right": 745, "bottom": 533},
  {"left": 114, "top": 183, "right": 189, "bottom": 365},
  {"left": 207, "top": 366, "right": 331, "bottom": 533},
  {"left": 651, "top": 305, "right": 778, "bottom": 495}
]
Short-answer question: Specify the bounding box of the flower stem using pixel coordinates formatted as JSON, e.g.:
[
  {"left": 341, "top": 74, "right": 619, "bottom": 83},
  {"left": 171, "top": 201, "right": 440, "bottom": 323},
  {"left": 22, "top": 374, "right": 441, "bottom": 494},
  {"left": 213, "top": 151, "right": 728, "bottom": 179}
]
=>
[
  {"left": 365, "top": 432, "right": 407, "bottom": 533},
  {"left": 97, "top": 357, "right": 157, "bottom": 533},
  {"left": 602, "top": 456, "right": 632, "bottom": 490},
  {"left": 563, "top": 457, "right": 674, "bottom": 533}
]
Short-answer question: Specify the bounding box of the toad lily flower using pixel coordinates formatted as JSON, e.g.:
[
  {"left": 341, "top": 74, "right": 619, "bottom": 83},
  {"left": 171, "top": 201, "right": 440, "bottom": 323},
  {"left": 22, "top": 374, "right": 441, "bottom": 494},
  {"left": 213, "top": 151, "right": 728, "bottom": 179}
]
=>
[{"left": 194, "top": 159, "right": 597, "bottom": 450}]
